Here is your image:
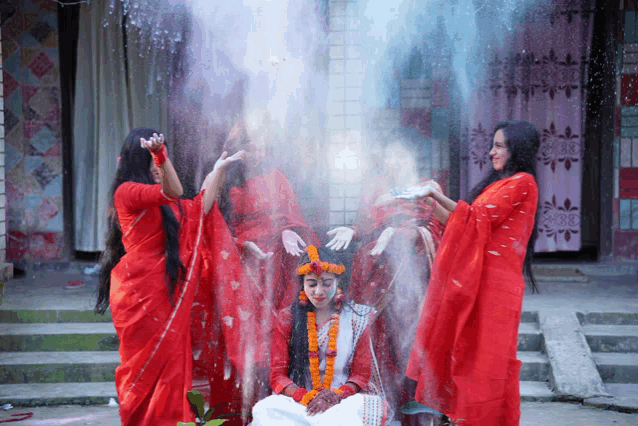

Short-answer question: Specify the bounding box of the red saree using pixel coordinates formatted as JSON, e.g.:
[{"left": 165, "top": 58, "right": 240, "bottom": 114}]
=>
[
  {"left": 405, "top": 173, "right": 538, "bottom": 425},
  {"left": 111, "top": 183, "right": 257, "bottom": 426},
  {"left": 228, "top": 168, "right": 317, "bottom": 311},
  {"left": 347, "top": 177, "right": 445, "bottom": 413}
]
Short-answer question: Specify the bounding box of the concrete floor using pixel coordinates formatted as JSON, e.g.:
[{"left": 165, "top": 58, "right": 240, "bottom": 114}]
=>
[{"left": 1, "top": 402, "right": 638, "bottom": 425}]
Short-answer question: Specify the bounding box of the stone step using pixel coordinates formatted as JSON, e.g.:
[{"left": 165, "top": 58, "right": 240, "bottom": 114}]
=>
[
  {"left": 0, "top": 323, "right": 118, "bottom": 352},
  {"left": 582, "top": 324, "right": 638, "bottom": 353},
  {"left": 578, "top": 312, "right": 638, "bottom": 326},
  {"left": 518, "top": 321, "right": 542, "bottom": 352},
  {"left": 0, "top": 351, "right": 119, "bottom": 384},
  {"left": 0, "top": 309, "right": 112, "bottom": 324},
  {"left": 0, "top": 382, "right": 117, "bottom": 406},
  {"left": 519, "top": 381, "right": 554, "bottom": 402},
  {"left": 593, "top": 352, "right": 638, "bottom": 383},
  {"left": 520, "top": 311, "right": 538, "bottom": 323},
  {"left": 518, "top": 351, "right": 550, "bottom": 382},
  {"left": 0, "top": 381, "right": 553, "bottom": 408}
]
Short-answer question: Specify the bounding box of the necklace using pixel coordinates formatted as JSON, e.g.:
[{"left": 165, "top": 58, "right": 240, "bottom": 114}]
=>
[{"left": 300, "top": 311, "right": 339, "bottom": 406}]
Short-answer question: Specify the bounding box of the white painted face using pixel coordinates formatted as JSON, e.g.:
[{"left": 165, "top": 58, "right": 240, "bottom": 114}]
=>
[
  {"left": 303, "top": 272, "right": 338, "bottom": 310},
  {"left": 489, "top": 129, "right": 511, "bottom": 172}
]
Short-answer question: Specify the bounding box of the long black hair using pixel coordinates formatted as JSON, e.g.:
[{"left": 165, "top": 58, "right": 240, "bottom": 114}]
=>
[
  {"left": 288, "top": 247, "right": 346, "bottom": 387},
  {"left": 95, "top": 127, "right": 185, "bottom": 314},
  {"left": 465, "top": 120, "right": 541, "bottom": 294}
]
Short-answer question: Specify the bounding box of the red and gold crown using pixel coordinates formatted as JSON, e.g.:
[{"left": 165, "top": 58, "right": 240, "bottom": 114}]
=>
[{"left": 296, "top": 245, "right": 346, "bottom": 276}]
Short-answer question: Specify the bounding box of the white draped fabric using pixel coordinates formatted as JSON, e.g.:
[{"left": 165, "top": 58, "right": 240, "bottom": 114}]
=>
[{"left": 73, "top": 2, "right": 170, "bottom": 251}]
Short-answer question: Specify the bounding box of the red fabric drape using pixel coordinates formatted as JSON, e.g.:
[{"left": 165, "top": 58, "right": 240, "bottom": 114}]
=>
[
  {"left": 348, "top": 177, "right": 445, "bottom": 413},
  {"left": 406, "top": 173, "right": 538, "bottom": 425},
  {"left": 111, "top": 183, "right": 263, "bottom": 425}
]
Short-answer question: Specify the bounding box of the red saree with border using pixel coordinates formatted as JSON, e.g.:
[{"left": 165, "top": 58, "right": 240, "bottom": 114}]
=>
[
  {"left": 111, "top": 183, "right": 258, "bottom": 426},
  {"left": 405, "top": 173, "right": 538, "bottom": 425}
]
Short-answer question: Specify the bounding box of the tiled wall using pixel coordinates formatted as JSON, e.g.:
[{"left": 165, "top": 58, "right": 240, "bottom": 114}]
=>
[
  {"left": 1, "top": 0, "right": 65, "bottom": 265},
  {"left": 326, "top": 0, "right": 451, "bottom": 228},
  {"left": 615, "top": 0, "right": 638, "bottom": 259}
]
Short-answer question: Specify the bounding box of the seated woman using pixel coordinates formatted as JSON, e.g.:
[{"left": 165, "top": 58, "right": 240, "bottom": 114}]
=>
[
  {"left": 326, "top": 128, "right": 445, "bottom": 421},
  {"left": 252, "top": 246, "right": 388, "bottom": 426}
]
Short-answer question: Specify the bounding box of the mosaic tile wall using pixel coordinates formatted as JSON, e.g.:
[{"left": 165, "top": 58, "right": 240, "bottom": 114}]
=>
[
  {"left": 1, "top": 0, "right": 64, "bottom": 264},
  {"left": 0, "top": 32, "right": 5, "bottom": 264},
  {"left": 326, "top": 0, "right": 451, "bottom": 228}
]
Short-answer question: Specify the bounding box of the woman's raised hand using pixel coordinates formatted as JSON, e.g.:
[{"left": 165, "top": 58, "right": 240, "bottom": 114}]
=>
[
  {"left": 214, "top": 150, "right": 245, "bottom": 171},
  {"left": 140, "top": 133, "right": 164, "bottom": 151},
  {"left": 282, "top": 229, "right": 306, "bottom": 256},
  {"left": 326, "top": 227, "right": 355, "bottom": 251},
  {"left": 369, "top": 226, "right": 395, "bottom": 256},
  {"left": 200, "top": 151, "right": 245, "bottom": 192},
  {"left": 306, "top": 389, "right": 340, "bottom": 416},
  {"left": 393, "top": 184, "right": 434, "bottom": 200},
  {"left": 242, "top": 241, "right": 273, "bottom": 261}
]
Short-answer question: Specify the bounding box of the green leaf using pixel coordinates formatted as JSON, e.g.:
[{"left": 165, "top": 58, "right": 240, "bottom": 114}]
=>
[
  {"left": 186, "top": 390, "right": 205, "bottom": 419},
  {"left": 203, "top": 407, "right": 215, "bottom": 422},
  {"left": 203, "top": 420, "right": 227, "bottom": 426},
  {"left": 177, "top": 423, "right": 197, "bottom": 426},
  {"left": 399, "top": 401, "right": 441, "bottom": 415}
]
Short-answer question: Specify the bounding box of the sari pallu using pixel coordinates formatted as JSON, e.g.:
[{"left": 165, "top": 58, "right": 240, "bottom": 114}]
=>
[{"left": 406, "top": 173, "right": 538, "bottom": 425}]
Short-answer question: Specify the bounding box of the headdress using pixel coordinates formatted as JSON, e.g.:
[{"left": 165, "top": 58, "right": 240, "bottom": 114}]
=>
[{"left": 296, "top": 245, "right": 345, "bottom": 276}]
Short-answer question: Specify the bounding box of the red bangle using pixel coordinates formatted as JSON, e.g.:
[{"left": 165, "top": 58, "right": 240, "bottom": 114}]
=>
[
  {"left": 151, "top": 144, "right": 168, "bottom": 168},
  {"left": 336, "top": 385, "right": 355, "bottom": 401},
  {"left": 292, "top": 387, "right": 307, "bottom": 403}
]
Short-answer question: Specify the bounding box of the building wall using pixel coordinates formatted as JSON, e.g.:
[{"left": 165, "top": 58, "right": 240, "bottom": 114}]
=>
[
  {"left": 326, "top": 0, "right": 451, "bottom": 228},
  {"left": 1, "top": 0, "right": 65, "bottom": 266},
  {"left": 616, "top": 0, "right": 638, "bottom": 260}
]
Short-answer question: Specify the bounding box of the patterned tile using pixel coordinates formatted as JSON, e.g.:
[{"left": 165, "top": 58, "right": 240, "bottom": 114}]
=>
[
  {"left": 23, "top": 104, "right": 42, "bottom": 121},
  {"left": 29, "top": 125, "right": 56, "bottom": 153},
  {"left": 1, "top": 36, "right": 20, "bottom": 62},
  {"left": 29, "top": 20, "right": 54, "bottom": 44},
  {"left": 27, "top": 52, "right": 54, "bottom": 80},
  {"left": 7, "top": 230, "right": 28, "bottom": 261},
  {"left": 401, "top": 109, "right": 432, "bottom": 138},
  {"left": 22, "top": 85, "right": 38, "bottom": 104},
  {"left": 0, "top": 1, "right": 18, "bottom": 27},
  {"left": 32, "top": 161, "right": 57, "bottom": 189},
  {"left": 4, "top": 109, "right": 20, "bottom": 135},
  {"left": 23, "top": 120, "right": 44, "bottom": 139},
  {"left": 1, "top": 9, "right": 21, "bottom": 42},
  {"left": 5, "top": 142, "right": 24, "bottom": 173},
  {"left": 28, "top": 232, "right": 63, "bottom": 261},
  {"left": 3, "top": 72, "right": 20, "bottom": 98},
  {"left": 42, "top": 175, "right": 61, "bottom": 197},
  {"left": 28, "top": 86, "right": 58, "bottom": 120}
]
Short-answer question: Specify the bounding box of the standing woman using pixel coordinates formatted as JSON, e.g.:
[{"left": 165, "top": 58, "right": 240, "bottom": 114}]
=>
[
  {"left": 95, "top": 128, "right": 243, "bottom": 426},
  {"left": 405, "top": 120, "right": 540, "bottom": 425},
  {"left": 326, "top": 129, "right": 445, "bottom": 421}
]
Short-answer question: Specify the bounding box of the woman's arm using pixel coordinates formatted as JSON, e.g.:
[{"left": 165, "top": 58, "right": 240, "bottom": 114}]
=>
[
  {"left": 143, "top": 133, "right": 183, "bottom": 199},
  {"left": 201, "top": 151, "right": 245, "bottom": 215}
]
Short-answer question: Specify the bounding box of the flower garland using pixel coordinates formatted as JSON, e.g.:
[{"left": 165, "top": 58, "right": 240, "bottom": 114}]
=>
[
  {"left": 299, "top": 311, "right": 339, "bottom": 406},
  {"left": 296, "top": 245, "right": 346, "bottom": 276}
]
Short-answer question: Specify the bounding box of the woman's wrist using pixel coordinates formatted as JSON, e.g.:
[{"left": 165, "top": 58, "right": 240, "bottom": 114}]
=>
[{"left": 151, "top": 144, "right": 168, "bottom": 168}]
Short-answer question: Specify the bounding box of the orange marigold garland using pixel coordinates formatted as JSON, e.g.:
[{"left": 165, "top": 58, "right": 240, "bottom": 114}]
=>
[
  {"left": 299, "top": 311, "right": 341, "bottom": 406},
  {"left": 296, "top": 246, "right": 346, "bottom": 276}
]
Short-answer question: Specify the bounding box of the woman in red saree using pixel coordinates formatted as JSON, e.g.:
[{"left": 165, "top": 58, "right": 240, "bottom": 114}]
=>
[
  {"left": 326, "top": 129, "right": 444, "bottom": 423},
  {"left": 405, "top": 120, "right": 541, "bottom": 425},
  {"left": 95, "top": 128, "right": 248, "bottom": 426},
  {"left": 214, "top": 109, "right": 318, "bottom": 417}
]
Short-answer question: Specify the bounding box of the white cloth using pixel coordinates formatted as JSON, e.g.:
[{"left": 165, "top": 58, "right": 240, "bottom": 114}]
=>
[
  {"left": 252, "top": 394, "right": 387, "bottom": 426},
  {"left": 72, "top": 2, "right": 170, "bottom": 252}
]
